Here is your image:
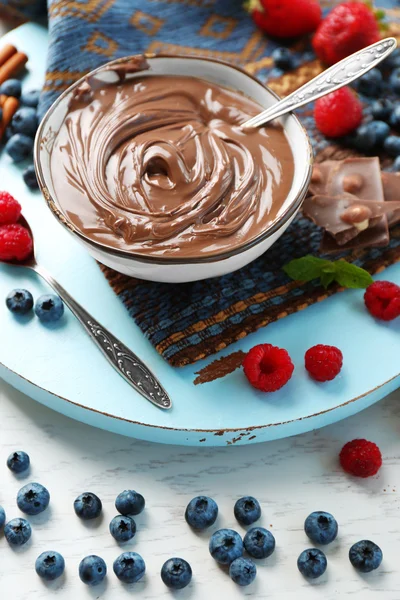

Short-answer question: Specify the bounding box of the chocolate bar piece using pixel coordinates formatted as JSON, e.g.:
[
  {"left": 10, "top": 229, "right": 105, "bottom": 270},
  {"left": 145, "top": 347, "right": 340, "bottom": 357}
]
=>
[
  {"left": 304, "top": 193, "right": 400, "bottom": 246},
  {"left": 309, "top": 161, "right": 337, "bottom": 196},
  {"left": 381, "top": 171, "right": 400, "bottom": 227}
]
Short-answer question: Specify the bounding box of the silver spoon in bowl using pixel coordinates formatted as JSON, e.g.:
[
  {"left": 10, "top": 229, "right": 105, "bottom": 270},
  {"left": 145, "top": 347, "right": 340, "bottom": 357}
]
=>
[
  {"left": 2, "top": 215, "right": 172, "bottom": 410},
  {"left": 242, "top": 37, "right": 397, "bottom": 130}
]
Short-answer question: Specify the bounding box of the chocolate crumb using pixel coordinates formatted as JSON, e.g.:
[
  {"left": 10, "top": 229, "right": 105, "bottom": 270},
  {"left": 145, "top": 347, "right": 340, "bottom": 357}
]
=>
[{"left": 193, "top": 350, "right": 245, "bottom": 385}]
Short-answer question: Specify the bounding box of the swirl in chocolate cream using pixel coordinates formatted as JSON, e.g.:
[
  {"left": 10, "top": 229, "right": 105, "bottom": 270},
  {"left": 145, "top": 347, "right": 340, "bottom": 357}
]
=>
[{"left": 50, "top": 67, "right": 294, "bottom": 258}]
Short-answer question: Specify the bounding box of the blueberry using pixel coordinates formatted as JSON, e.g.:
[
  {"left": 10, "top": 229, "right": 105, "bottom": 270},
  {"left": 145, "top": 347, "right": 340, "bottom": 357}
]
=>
[
  {"left": 392, "top": 156, "right": 400, "bottom": 171},
  {"left": 0, "top": 79, "right": 22, "bottom": 98},
  {"left": 113, "top": 552, "right": 145, "bottom": 583},
  {"left": 349, "top": 540, "right": 383, "bottom": 573},
  {"left": 304, "top": 511, "right": 338, "bottom": 545},
  {"left": 272, "top": 47, "right": 295, "bottom": 71},
  {"left": 0, "top": 506, "right": 6, "bottom": 529},
  {"left": 243, "top": 526, "right": 275, "bottom": 559},
  {"left": 368, "top": 121, "right": 390, "bottom": 146},
  {"left": 17, "top": 482, "right": 50, "bottom": 515},
  {"left": 6, "top": 290, "right": 34, "bottom": 315},
  {"left": 390, "top": 106, "right": 400, "bottom": 130},
  {"left": 357, "top": 68, "right": 383, "bottom": 97},
  {"left": 109, "top": 514, "right": 136, "bottom": 542},
  {"left": 185, "top": 495, "right": 218, "bottom": 529},
  {"left": 384, "top": 48, "right": 400, "bottom": 70},
  {"left": 10, "top": 107, "right": 38, "bottom": 138},
  {"left": 234, "top": 496, "right": 261, "bottom": 526},
  {"left": 4, "top": 517, "right": 32, "bottom": 546},
  {"left": 161, "top": 557, "right": 192, "bottom": 590},
  {"left": 35, "top": 294, "right": 64, "bottom": 322},
  {"left": 35, "top": 551, "right": 65, "bottom": 581},
  {"left": 351, "top": 123, "right": 377, "bottom": 152},
  {"left": 23, "top": 165, "right": 39, "bottom": 190},
  {"left": 229, "top": 557, "right": 257, "bottom": 586},
  {"left": 7, "top": 450, "right": 30, "bottom": 473},
  {"left": 5, "top": 133, "right": 34, "bottom": 162},
  {"left": 115, "top": 490, "right": 145, "bottom": 516},
  {"left": 79, "top": 555, "right": 107, "bottom": 586},
  {"left": 384, "top": 135, "right": 400, "bottom": 157},
  {"left": 21, "top": 89, "right": 40, "bottom": 108},
  {"left": 297, "top": 548, "right": 327, "bottom": 579},
  {"left": 74, "top": 492, "right": 102, "bottom": 520},
  {"left": 371, "top": 99, "right": 394, "bottom": 122},
  {"left": 390, "top": 67, "right": 400, "bottom": 94},
  {"left": 209, "top": 529, "right": 243, "bottom": 565}
]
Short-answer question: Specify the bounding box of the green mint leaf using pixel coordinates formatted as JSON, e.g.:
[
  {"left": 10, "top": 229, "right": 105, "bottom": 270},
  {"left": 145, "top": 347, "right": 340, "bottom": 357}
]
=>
[
  {"left": 283, "top": 255, "right": 329, "bottom": 282},
  {"left": 320, "top": 271, "right": 336, "bottom": 289},
  {"left": 334, "top": 261, "right": 374, "bottom": 289},
  {"left": 321, "top": 264, "right": 336, "bottom": 274}
]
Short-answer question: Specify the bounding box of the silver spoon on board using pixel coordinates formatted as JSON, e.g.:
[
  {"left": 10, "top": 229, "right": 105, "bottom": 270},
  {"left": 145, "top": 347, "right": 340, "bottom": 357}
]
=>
[
  {"left": 2, "top": 215, "right": 172, "bottom": 410},
  {"left": 242, "top": 37, "right": 397, "bottom": 130}
]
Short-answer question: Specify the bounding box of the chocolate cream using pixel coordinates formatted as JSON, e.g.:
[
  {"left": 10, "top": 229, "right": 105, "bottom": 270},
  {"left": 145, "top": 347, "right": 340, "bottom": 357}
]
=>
[{"left": 50, "top": 64, "right": 294, "bottom": 258}]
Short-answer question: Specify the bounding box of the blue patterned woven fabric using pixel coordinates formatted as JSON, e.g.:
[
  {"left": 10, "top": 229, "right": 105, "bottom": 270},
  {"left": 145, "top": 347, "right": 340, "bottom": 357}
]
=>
[{"left": 3, "top": 0, "right": 400, "bottom": 365}]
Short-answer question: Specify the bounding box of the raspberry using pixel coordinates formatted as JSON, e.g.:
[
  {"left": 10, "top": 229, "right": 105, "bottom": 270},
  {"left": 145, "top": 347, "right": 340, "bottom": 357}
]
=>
[
  {"left": 305, "top": 344, "right": 343, "bottom": 382},
  {"left": 247, "top": 0, "right": 321, "bottom": 39},
  {"left": 312, "top": 2, "right": 381, "bottom": 66},
  {"left": 243, "top": 344, "right": 294, "bottom": 392},
  {"left": 314, "top": 88, "right": 363, "bottom": 138},
  {"left": 340, "top": 439, "right": 382, "bottom": 478},
  {"left": 364, "top": 281, "right": 400, "bottom": 321},
  {"left": 0, "top": 192, "right": 21, "bottom": 225},
  {"left": 0, "top": 224, "right": 33, "bottom": 261}
]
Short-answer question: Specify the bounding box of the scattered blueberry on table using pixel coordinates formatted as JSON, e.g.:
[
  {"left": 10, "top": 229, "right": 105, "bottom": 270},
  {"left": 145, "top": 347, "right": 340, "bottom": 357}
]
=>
[
  {"left": 5, "top": 133, "right": 34, "bottom": 162},
  {"left": 0, "top": 78, "right": 21, "bottom": 98},
  {"left": 370, "top": 98, "right": 394, "bottom": 121},
  {"left": 115, "top": 489, "right": 145, "bottom": 516},
  {"left": 79, "top": 555, "right": 107, "bottom": 586},
  {"left": 356, "top": 68, "right": 383, "bottom": 97},
  {"left": 35, "top": 551, "right": 65, "bottom": 581},
  {"left": 10, "top": 107, "right": 38, "bottom": 138},
  {"left": 383, "top": 135, "right": 400, "bottom": 157},
  {"left": 4, "top": 517, "right": 32, "bottom": 546},
  {"left": 113, "top": 552, "right": 146, "bottom": 583},
  {"left": 109, "top": 514, "right": 136, "bottom": 543},
  {"left": 209, "top": 529, "right": 243, "bottom": 565},
  {"left": 389, "top": 67, "right": 400, "bottom": 95},
  {"left": 7, "top": 450, "right": 30, "bottom": 473},
  {"left": 161, "top": 557, "right": 192, "bottom": 590},
  {"left": 0, "top": 505, "right": 6, "bottom": 529},
  {"left": 243, "top": 526, "right": 275, "bottom": 559},
  {"left": 22, "top": 165, "right": 39, "bottom": 190},
  {"left": 349, "top": 540, "right": 383, "bottom": 573},
  {"left": 74, "top": 492, "right": 102, "bottom": 520},
  {"left": 297, "top": 548, "right": 327, "bottom": 579},
  {"left": 185, "top": 495, "right": 218, "bottom": 529},
  {"left": 17, "top": 482, "right": 50, "bottom": 515},
  {"left": 272, "top": 47, "right": 295, "bottom": 71},
  {"left": 234, "top": 496, "right": 261, "bottom": 526},
  {"left": 35, "top": 294, "right": 64, "bottom": 323},
  {"left": 392, "top": 156, "right": 400, "bottom": 172},
  {"left": 229, "top": 557, "right": 257, "bottom": 586},
  {"left": 6, "top": 290, "right": 33, "bottom": 315},
  {"left": 369, "top": 121, "right": 390, "bottom": 146},
  {"left": 304, "top": 511, "right": 338, "bottom": 545},
  {"left": 20, "top": 89, "right": 40, "bottom": 108}
]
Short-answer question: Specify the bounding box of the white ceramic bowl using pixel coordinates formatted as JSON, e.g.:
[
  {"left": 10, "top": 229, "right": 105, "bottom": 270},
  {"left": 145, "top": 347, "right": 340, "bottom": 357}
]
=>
[{"left": 35, "top": 55, "right": 313, "bottom": 283}]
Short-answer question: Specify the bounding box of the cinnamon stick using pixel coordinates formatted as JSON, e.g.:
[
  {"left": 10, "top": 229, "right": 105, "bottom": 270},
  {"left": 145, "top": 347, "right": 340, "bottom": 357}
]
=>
[
  {"left": 0, "top": 52, "right": 28, "bottom": 85},
  {"left": 0, "top": 44, "right": 17, "bottom": 68},
  {"left": 0, "top": 96, "right": 19, "bottom": 139}
]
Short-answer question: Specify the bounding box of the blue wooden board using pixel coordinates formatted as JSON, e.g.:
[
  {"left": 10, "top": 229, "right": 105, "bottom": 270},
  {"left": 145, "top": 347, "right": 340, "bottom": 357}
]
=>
[{"left": 0, "top": 24, "right": 399, "bottom": 446}]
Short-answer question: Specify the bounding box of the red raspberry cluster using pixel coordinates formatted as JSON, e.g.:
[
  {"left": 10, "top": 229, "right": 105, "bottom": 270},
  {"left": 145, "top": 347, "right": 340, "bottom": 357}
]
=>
[{"left": 0, "top": 191, "right": 32, "bottom": 261}]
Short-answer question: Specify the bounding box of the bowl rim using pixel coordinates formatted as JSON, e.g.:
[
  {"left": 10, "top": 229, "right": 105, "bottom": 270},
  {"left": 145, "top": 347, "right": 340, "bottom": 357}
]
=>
[{"left": 34, "top": 53, "right": 313, "bottom": 266}]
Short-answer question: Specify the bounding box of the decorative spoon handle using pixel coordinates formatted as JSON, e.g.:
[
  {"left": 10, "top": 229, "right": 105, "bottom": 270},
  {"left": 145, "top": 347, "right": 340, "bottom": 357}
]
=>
[
  {"left": 242, "top": 37, "right": 397, "bottom": 130},
  {"left": 32, "top": 263, "right": 172, "bottom": 410}
]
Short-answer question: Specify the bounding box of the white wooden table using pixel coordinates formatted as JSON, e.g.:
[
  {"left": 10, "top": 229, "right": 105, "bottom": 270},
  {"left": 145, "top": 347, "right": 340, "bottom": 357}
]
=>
[{"left": 0, "top": 381, "right": 399, "bottom": 599}]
